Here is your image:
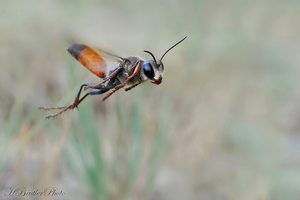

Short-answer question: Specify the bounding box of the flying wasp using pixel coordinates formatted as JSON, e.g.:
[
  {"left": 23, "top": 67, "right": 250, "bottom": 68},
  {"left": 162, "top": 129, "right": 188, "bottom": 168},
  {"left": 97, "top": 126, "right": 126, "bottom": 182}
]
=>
[{"left": 39, "top": 36, "right": 187, "bottom": 119}]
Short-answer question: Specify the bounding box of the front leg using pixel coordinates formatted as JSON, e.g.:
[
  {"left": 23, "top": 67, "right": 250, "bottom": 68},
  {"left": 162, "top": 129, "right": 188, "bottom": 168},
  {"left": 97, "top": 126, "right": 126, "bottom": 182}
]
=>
[
  {"left": 102, "top": 84, "right": 125, "bottom": 101},
  {"left": 124, "top": 81, "right": 144, "bottom": 92}
]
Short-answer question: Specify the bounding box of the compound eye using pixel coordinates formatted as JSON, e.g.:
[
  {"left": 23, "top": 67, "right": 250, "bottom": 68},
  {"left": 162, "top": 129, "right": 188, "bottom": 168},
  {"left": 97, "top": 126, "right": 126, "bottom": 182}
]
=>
[{"left": 143, "top": 62, "right": 155, "bottom": 79}]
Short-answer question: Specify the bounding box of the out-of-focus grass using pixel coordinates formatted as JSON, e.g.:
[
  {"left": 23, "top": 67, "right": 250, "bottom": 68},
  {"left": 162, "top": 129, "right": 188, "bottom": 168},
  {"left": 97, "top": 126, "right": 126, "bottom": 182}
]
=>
[{"left": 1, "top": 0, "right": 300, "bottom": 200}]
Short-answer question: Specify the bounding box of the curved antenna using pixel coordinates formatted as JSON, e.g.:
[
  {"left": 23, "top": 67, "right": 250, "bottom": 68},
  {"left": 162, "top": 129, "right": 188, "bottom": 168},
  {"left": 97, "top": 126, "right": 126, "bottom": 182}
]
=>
[
  {"left": 160, "top": 36, "right": 187, "bottom": 61},
  {"left": 144, "top": 50, "right": 158, "bottom": 65}
]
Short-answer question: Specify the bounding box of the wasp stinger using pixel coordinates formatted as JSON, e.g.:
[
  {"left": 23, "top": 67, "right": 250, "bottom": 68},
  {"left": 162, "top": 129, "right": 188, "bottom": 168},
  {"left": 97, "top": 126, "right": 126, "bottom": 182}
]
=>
[{"left": 39, "top": 36, "right": 187, "bottom": 119}]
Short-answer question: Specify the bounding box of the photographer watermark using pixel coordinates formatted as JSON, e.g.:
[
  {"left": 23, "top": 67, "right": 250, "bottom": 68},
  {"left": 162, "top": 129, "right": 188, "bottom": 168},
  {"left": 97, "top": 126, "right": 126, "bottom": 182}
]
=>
[{"left": 6, "top": 186, "right": 66, "bottom": 197}]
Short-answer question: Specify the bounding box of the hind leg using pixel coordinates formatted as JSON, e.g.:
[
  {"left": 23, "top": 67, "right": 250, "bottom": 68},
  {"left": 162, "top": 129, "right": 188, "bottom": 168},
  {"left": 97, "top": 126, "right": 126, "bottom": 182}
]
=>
[
  {"left": 42, "top": 88, "right": 109, "bottom": 119},
  {"left": 39, "top": 83, "right": 109, "bottom": 119},
  {"left": 39, "top": 83, "right": 95, "bottom": 111}
]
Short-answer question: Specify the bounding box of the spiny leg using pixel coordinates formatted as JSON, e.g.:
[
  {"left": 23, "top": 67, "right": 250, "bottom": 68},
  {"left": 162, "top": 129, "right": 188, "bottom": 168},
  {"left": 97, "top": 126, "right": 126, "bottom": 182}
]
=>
[
  {"left": 38, "top": 105, "right": 68, "bottom": 111},
  {"left": 44, "top": 88, "right": 109, "bottom": 119},
  {"left": 39, "top": 83, "right": 94, "bottom": 111}
]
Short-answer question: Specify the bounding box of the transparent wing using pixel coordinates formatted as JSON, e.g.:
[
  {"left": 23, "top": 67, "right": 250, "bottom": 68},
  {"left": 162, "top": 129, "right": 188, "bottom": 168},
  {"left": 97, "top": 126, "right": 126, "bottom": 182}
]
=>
[
  {"left": 92, "top": 46, "right": 128, "bottom": 72},
  {"left": 93, "top": 47, "right": 125, "bottom": 63}
]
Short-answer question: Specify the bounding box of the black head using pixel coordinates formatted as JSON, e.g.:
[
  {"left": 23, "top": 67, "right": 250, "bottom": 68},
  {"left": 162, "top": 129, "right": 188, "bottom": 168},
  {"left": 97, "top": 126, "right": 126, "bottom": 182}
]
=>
[{"left": 142, "top": 36, "right": 187, "bottom": 84}]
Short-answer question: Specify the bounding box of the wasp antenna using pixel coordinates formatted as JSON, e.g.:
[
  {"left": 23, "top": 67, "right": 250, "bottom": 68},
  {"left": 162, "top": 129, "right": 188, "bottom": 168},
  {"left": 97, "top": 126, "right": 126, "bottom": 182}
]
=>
[
  {"left": 160, "top": 36, "right": 187, "bottom": 61},
  {"left": 144, "top": 50, "right": 158, "bottom": 65}
]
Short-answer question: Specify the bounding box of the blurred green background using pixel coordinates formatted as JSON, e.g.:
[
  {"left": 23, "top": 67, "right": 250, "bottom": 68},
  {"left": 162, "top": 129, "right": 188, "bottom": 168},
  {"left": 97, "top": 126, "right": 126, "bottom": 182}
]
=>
[{"left": 1, "top": 0, "right": 300, "bottom": 199}]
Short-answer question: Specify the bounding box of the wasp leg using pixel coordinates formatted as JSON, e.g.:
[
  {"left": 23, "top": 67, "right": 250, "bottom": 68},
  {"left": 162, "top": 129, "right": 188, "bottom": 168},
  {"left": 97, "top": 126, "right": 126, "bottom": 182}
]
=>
[
  {"left": 38, "top": 105, "right": 67, "bottom": 111},
  {"left": 44, "top": 88, "right": 109, "bottom": 119},
  {"left": 39, "top": 83, "right": 95, "bottom": 111},
  {"left": 102, "top": 61, "right": 143, "bottom": 101},
  {"left": 124, "top": 81, "right": 144, "bottom": 92},
  {"left": 102, "top": 84, "right": 125, "bottom": 101}
]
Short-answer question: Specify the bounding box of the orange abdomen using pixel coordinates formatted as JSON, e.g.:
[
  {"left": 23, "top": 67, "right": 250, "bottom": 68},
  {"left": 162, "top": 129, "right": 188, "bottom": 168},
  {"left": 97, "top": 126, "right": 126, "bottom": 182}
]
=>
[{"left": 67, "top": 44, "right": 107, "bottom": 78}]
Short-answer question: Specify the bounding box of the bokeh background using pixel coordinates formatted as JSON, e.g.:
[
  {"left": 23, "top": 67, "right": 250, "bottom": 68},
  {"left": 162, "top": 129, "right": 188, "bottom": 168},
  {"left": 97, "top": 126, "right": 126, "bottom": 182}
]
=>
[{"left": 1, "top": 0, "right": 300, "bottom": 199}]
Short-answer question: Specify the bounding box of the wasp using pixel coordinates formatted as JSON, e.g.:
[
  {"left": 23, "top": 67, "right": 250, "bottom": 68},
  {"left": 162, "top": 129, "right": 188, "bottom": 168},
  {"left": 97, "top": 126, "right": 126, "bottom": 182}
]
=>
[{"left": 39, "top": 36, "right": 187, "bottom": 119}]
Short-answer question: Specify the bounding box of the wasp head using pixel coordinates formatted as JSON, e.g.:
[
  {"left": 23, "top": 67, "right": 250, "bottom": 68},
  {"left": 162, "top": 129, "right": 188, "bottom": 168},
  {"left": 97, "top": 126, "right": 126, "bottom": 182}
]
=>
[
  {"left": 142, "top": 51, "right": 163, "bottom": 84},
  {"left": 143, "top": 36, "right": 187, "bottom": 85}
]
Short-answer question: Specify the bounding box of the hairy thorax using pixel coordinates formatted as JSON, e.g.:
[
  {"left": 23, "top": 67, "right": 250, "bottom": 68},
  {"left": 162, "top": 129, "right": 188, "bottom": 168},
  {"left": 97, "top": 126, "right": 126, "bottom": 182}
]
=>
[{"left": 115, "top": 56, "right": 145, "bottom": 85}]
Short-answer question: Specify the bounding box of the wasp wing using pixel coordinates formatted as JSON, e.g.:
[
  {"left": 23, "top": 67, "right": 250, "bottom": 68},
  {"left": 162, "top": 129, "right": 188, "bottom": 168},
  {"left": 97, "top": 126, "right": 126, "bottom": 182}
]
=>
[
  {"left": 67, "top": 44, "right": 125, "bottom": 79},
  {"left": 93, "top": 47, "right": 125, "bottom": 63}
]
